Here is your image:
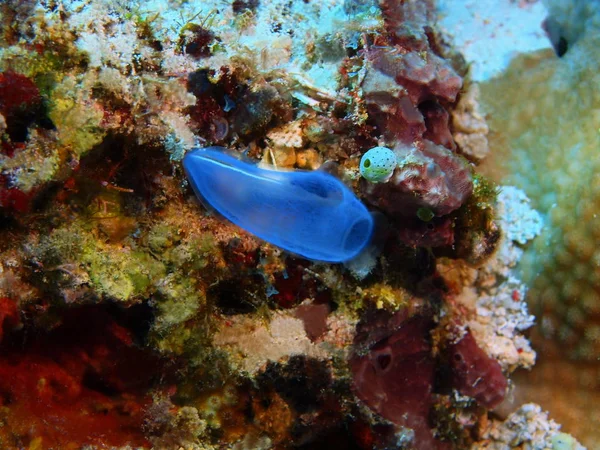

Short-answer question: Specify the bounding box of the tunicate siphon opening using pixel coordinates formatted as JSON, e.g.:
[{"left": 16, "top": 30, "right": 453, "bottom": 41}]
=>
[{"left": 343, "top": 218, "right": 372, "bottom": 255}]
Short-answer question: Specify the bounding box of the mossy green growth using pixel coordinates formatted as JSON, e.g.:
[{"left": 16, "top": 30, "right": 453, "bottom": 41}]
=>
[
  {"left": 455, "top": 174, "right": 499, "bottom": 231},
  {"left": 454, "top": 173, "right": 501, "bottom": 265},
  {"left": 232, "top": 9, "right": 256, "bottom": 31},
  {"left": 307, "top": 33, "right": 347, "bottom": 65},
  {"left": 152, "top": 321, "right": 194, "bottom": 355},
  {"left": 0, "top": 44, "right": 88, "bottom": 98},
  {"left": 33, "top": 222, "right": 165, "bottom": 302},
  {"left": 153, "top": 273, "right": 205, "bottom": 331},
  {"left": 165, "top": 233, "right": 219, "bottom": 272},
  {"left": 149, "top": 309, "right": 224, "bottom": 372},
  {"left": 147, "top": 223, "right": 182, "bottom": 253},
  {"left": 359, "top": 146, "right": 397, "bottom": 183},
  {"left": 83, "top": 244, "right": 166, "bottom": 302},
  {"left": 145, "top": 221, "right": 219, "bottom": 271},
  {"left": 49, "top": 76, "right": 106, "bottom": 157},
  {"left": 417, "top": 207, "right": 435, "bottom": 222},
  {"left": 431, "top": 396, "right": 474, "bottom": 447},
  {"left": 472, "top": 173, "right": 500, "bottom": 210},
  {"left": 36, "top": 225, "right": 86, "bottom": 266}
]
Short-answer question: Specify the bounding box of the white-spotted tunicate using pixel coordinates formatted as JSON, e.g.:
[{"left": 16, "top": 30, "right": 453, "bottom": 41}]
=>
[{"left": 359, "top": 146, "right": 397, "bottom": 183}]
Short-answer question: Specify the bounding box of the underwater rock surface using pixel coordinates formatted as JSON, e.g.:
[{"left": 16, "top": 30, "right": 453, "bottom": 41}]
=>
[{"left": 0, "top": 0, "right": 591, "bottom": 449}]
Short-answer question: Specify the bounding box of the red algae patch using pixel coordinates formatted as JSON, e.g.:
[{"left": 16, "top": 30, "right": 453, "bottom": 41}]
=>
[
  {"left": 295, "top": 302, "right": 330, "bottom": 342},
  {"left": 350, "top": 313, "right": 449, "bottom": 449},
  {"left": 447, "top": 331, "right": 508, "bottom": 409},
  {"left": 0, "top": 71, "right": 41, "bottom": 115},
  {"left": 0, "top": 297, "right": 20, "bottom": 343},
  {"left": 0, "top": 305, "right": 168, "bottom": 449}
]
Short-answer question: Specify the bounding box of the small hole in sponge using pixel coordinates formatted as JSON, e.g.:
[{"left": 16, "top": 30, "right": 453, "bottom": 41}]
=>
[
  {"left": 377, "top": 354, "right": 391, "bottom": 370},
  {"left": 363, "top": 159, "right": 371, "bottom": 168}
]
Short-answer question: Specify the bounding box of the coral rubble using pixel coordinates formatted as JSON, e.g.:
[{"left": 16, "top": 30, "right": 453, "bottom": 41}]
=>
[{"left": 0, "top": 0, "right": 589, "bottom": 449}]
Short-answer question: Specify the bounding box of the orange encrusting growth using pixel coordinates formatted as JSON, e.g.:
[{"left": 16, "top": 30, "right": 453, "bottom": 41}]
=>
[{"left": 0, "top": 305, "right": 168, "bottom": 449}]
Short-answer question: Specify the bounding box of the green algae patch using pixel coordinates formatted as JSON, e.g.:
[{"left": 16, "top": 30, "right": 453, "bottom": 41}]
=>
[
  {"left": 154, "top": 274, "right": 205, "bottom": 331},
  {"left": 147, "top": 223, "right": 182, "bottom": 253},
  {"left": 149, "top": 311, "right": 217, "bottom": 359},
  {"left": 166, "top": 233, "right": 219, "bottom": 272},
  {"left": 0, "top": 44, "right": 88, "bottom": 98},
  {"left": 145, "top": 221, "right": 220, "bottom": 272},
  {"left": 83, "top": 245, "right": 166, "bottom": 302},
  {"left": 453, "top": 174, "right": 501, "bottom": 265},
  {"left": 39, "top": 226, "right": 87, "bottom": 265},
  {"left": 152, "top": 321, "right": 194, "bottom": 355},
  {"left": 49, "top": 76, "right": 107, "bottom": 158}
]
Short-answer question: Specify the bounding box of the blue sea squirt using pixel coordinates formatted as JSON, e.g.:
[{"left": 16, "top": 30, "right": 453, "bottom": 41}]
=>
[{"left": 183, "top": 147, "right": 374, "bottom": 262}]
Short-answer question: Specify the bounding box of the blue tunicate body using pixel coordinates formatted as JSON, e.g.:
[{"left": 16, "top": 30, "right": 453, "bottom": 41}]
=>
[{"left": 183, "top": 147, "right": 374, "bottom": 262}]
